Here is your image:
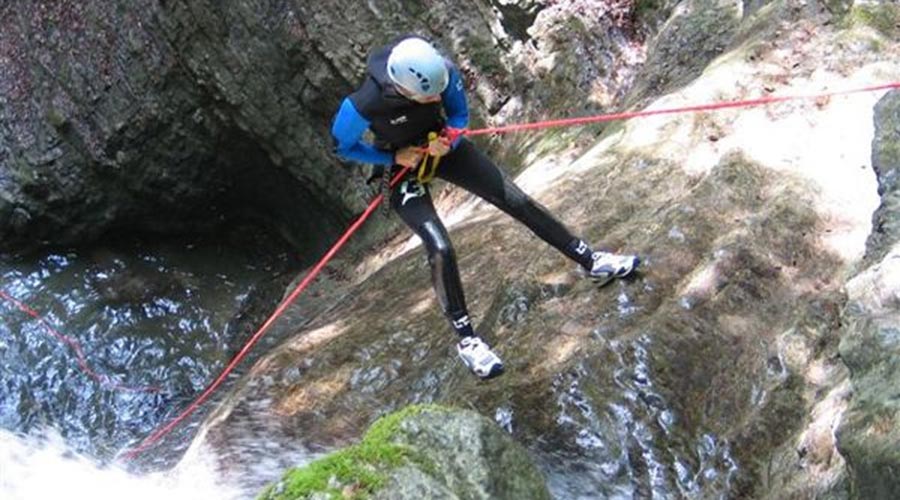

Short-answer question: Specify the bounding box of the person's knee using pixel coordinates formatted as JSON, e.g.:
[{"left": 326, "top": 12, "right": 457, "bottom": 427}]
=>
[
  {"left": 502, "top": 183, "right": 531, "bottom": 215},
  {"left": 421, "top": 221, "right": 455, "bottom": 265}
]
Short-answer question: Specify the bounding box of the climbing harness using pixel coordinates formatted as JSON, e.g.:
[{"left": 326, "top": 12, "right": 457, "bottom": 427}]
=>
[
  {"left": 416, "top": 131, "right": 443, "bottom": 184},
  {"left": 379, "top": 131, "right": 443, "bottom": 215}
]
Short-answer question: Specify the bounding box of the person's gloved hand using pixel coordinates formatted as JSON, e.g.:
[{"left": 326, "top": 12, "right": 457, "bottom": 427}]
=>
[
  {"left": 394, "top": 146, "right": 424, "bottom": 168},
  {"left": 427, "top": 136, "right": 451, "bottom": 157}
]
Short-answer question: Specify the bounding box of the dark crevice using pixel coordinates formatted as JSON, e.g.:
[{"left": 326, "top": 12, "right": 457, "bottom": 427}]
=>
[
  {"left": 491, "top": 0, "right": 546, "bottom": 42},
  {"left": 212, "top": 127, "right": 349, "bottom": 262},
  {"left": 106, "top": 126, "right": 349, "bottom": 266}
]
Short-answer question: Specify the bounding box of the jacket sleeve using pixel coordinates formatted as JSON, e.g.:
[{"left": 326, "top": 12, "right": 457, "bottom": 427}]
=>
[
  {"left": 441, "top": 65, "right": 469, "bottom": 148},
  {"left": 331, "top": 98, "right": 395, "bottom": 166}
]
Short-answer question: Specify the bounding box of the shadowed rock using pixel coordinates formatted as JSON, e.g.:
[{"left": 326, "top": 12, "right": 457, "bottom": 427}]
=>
[
  {"left": 259, "top": 405, "right": 551, "bottom": 500},
  {"left": 836, "top": 89, "right": 900, "bottom": 500}
]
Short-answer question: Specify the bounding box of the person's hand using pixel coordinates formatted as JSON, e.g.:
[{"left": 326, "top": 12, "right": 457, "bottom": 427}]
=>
[
  {"left": 394, "top": 146, "right": 424, "bottom": 167},
  {"left": 427, "top": 136, "right": 451, "bottom": 157}
]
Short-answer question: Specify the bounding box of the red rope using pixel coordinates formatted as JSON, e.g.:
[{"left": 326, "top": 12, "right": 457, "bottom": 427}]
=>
[
  {"left": 119, "top": 166, "right": 412, "bottom": 460},
  {"left": 447, "top": 81, "right": 900, "bottom": 139},
  {"left": 0, "top": 289, "right": 161, "bottom": 393}
]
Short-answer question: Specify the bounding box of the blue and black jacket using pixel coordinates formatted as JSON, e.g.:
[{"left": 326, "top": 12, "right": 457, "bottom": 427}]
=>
[{"left": 330, "top": 35, "right": 469, "bottom": 166}]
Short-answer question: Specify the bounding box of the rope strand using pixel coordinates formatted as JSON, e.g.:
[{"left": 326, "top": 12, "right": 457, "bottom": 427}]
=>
[{"left": 0, "top": 290, "right": 162, "bottom": 393}]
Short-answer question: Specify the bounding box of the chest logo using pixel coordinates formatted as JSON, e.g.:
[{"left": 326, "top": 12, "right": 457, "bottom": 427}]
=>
[{"left": 390, "top": 115, "right": 408, "bottom": 125}]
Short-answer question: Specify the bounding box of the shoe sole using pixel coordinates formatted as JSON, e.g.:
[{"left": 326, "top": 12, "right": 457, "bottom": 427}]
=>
[{"left": 481, "top": 364, "right": 504, "bottom": 379}]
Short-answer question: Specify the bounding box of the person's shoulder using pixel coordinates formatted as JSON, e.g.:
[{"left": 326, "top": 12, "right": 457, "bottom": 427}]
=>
[
  {"left": 348, "top": 76, "right": 383, "bottom": 119},
  {"left": 442, "top": 60, "right": 466, "bottom": 96},
  {"left": 444, "top": 59, "right": 462, "bottom": 78}
]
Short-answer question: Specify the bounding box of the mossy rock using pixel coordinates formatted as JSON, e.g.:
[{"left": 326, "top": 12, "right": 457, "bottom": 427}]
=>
[
  {"left": 841, "top": 3, "right": 900, "bottom": 39},
  {"left": 836, "top": 314, "right": 900, "bottom": 500},
  {"left": 259, "top": 404, "right": 550, "bottom": 500},
  {"left": 465, "top": 36, "right": 505, "bottom": 77}
]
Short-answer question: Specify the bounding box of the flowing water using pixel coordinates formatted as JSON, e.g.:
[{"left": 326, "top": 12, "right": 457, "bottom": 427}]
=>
[
  {"left": 1, "top": 428, "right": 243, "bottom": 500},
  {"left": 0, "top": 228, "right": 300, "bottom": 497},
  {"left": 1, "top": 228, "right": 742, "bottom": 499},
  {"left": 529, "top": 333, "right": 739, "bottom": 500}
]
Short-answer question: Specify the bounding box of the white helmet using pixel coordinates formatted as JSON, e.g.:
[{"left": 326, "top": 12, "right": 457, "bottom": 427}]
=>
[{"left": 387, "top": 38, "right": 449, "bottom": 98}]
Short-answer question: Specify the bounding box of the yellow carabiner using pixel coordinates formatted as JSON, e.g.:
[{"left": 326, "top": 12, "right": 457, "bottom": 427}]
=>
[{"left": 417, "top": 132, "right": 441, "bottom": 184}]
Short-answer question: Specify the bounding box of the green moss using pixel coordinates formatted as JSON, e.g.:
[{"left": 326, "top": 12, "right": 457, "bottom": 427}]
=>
[
  {"left": 258, "top": 404, "right": 449, "bottom": 500},
  {"left": 823, "top": 0, "right": 853, "bottom": 16},
  {"left": 635, "top": 0, "right": 661, "bottom": 20},
  {"left": 362, "top": 404, "right": 446, "bottom": 446},
  {"left": 466, "top": 37, "right": 505, "bottom": 76},
  {"left": 11, "top": 155, "right": 38, "bottom": 184},
  {"left": 45, "top": 107, "right": 68, "bottom": 129},
  {"left": 842, "top": 4, "right": 900, "bottom": 38}
]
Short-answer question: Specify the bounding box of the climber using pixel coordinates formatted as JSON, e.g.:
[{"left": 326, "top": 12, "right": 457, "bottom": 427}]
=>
[{"left": 330, "top": 34, "right": 640, "bottom": 379}]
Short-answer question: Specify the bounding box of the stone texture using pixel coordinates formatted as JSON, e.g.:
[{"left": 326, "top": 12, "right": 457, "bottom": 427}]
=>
[
  {"left": 0, "top": 1, "right": 235, "bottom": 250},
  {"left": 372, "top": 466, "right": 459, "bottom": 500},
  {"left": 260, "top": 406, "right": 550, "bottom": 500},
  {"left": 193, "top": 3, "right": 900, "bottom": 498},
  {"left": 0, "top": 1, "right": 495, "bottom": 252},
  {"left": 835, "top": 89, "right": 900, "bottom": 500},
  {"left": 200, "top": 1, "right": 900, "bottom": 498},
  {"left": 626, "top": 0, "right": 742, "bottom": 108},
  {"left": 6, "top": 1, "right": 900, "bottom": 499},
  {"left": 1, "top": 0, "right": 651, "bottom": 257},
  {"left": 864, "top": 90, "right": 900, "bottom": 264},
  {"left": 382, "top": 408, "right": 551, "bottom": 500}
]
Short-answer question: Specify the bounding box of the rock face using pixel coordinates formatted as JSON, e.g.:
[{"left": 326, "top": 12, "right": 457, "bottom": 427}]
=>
[
  {"left": 0, "top": 0, "right": 646, "bottom": 254},
  {"left": 0, "top": 0, "right": 350, "bottom": 254},
  {"left": 863, "top": 90, "right": 900, "bottom": 264},
  {"left": 6, "top": 0, "right": 900, "bottom": 499},
  {"left": 835, "top": 89, "right": 900, "bottom": 500},
  {"left": 186, "top": 2, "right": 900, "bottom": 499},
  {"left": 259, "top": 405, "right": 550, "bottom": 500},
  {"left": 626, "top": 0, "right": 742, "bottom": 107}
]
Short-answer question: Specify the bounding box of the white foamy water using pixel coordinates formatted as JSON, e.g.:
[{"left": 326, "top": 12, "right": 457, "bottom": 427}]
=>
[{"left": 0, "top": 429, "right": 243, "bottom": 500}]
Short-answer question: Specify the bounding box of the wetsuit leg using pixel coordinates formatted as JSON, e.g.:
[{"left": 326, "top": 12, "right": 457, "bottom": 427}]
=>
[
  {"left": 436, "top": 139, "right": 594, "bottom": 268},
  {"left": 391, "top": 177, "right": 474, "bottom": 336}
]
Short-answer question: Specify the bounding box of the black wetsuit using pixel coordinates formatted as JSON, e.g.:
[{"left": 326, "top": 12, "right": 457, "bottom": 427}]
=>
[{"left": 331, "top": 35, "right": 594, "bottom": 336}]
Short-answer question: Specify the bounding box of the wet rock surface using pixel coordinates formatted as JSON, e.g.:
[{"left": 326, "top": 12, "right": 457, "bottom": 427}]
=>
[
  {"left": 259, "top": 405, "right": 550, "bottom": 500},
  {"left": 188, "top": 2, "right": 900, "bottom": 498},
  {"left": 4, "top": 0, "right": 900, "bottom": 499},
  {"left": 378, "top": 406, "right": 551, "bottom": 500}
]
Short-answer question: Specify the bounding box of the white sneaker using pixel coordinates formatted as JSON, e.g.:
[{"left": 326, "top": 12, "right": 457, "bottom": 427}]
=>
[
  {"left": 457, "top": 336, "right": 504, "bottom": 379},
  {"left": 589, "top": 251, "right": 640, "bottom": 286}
]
